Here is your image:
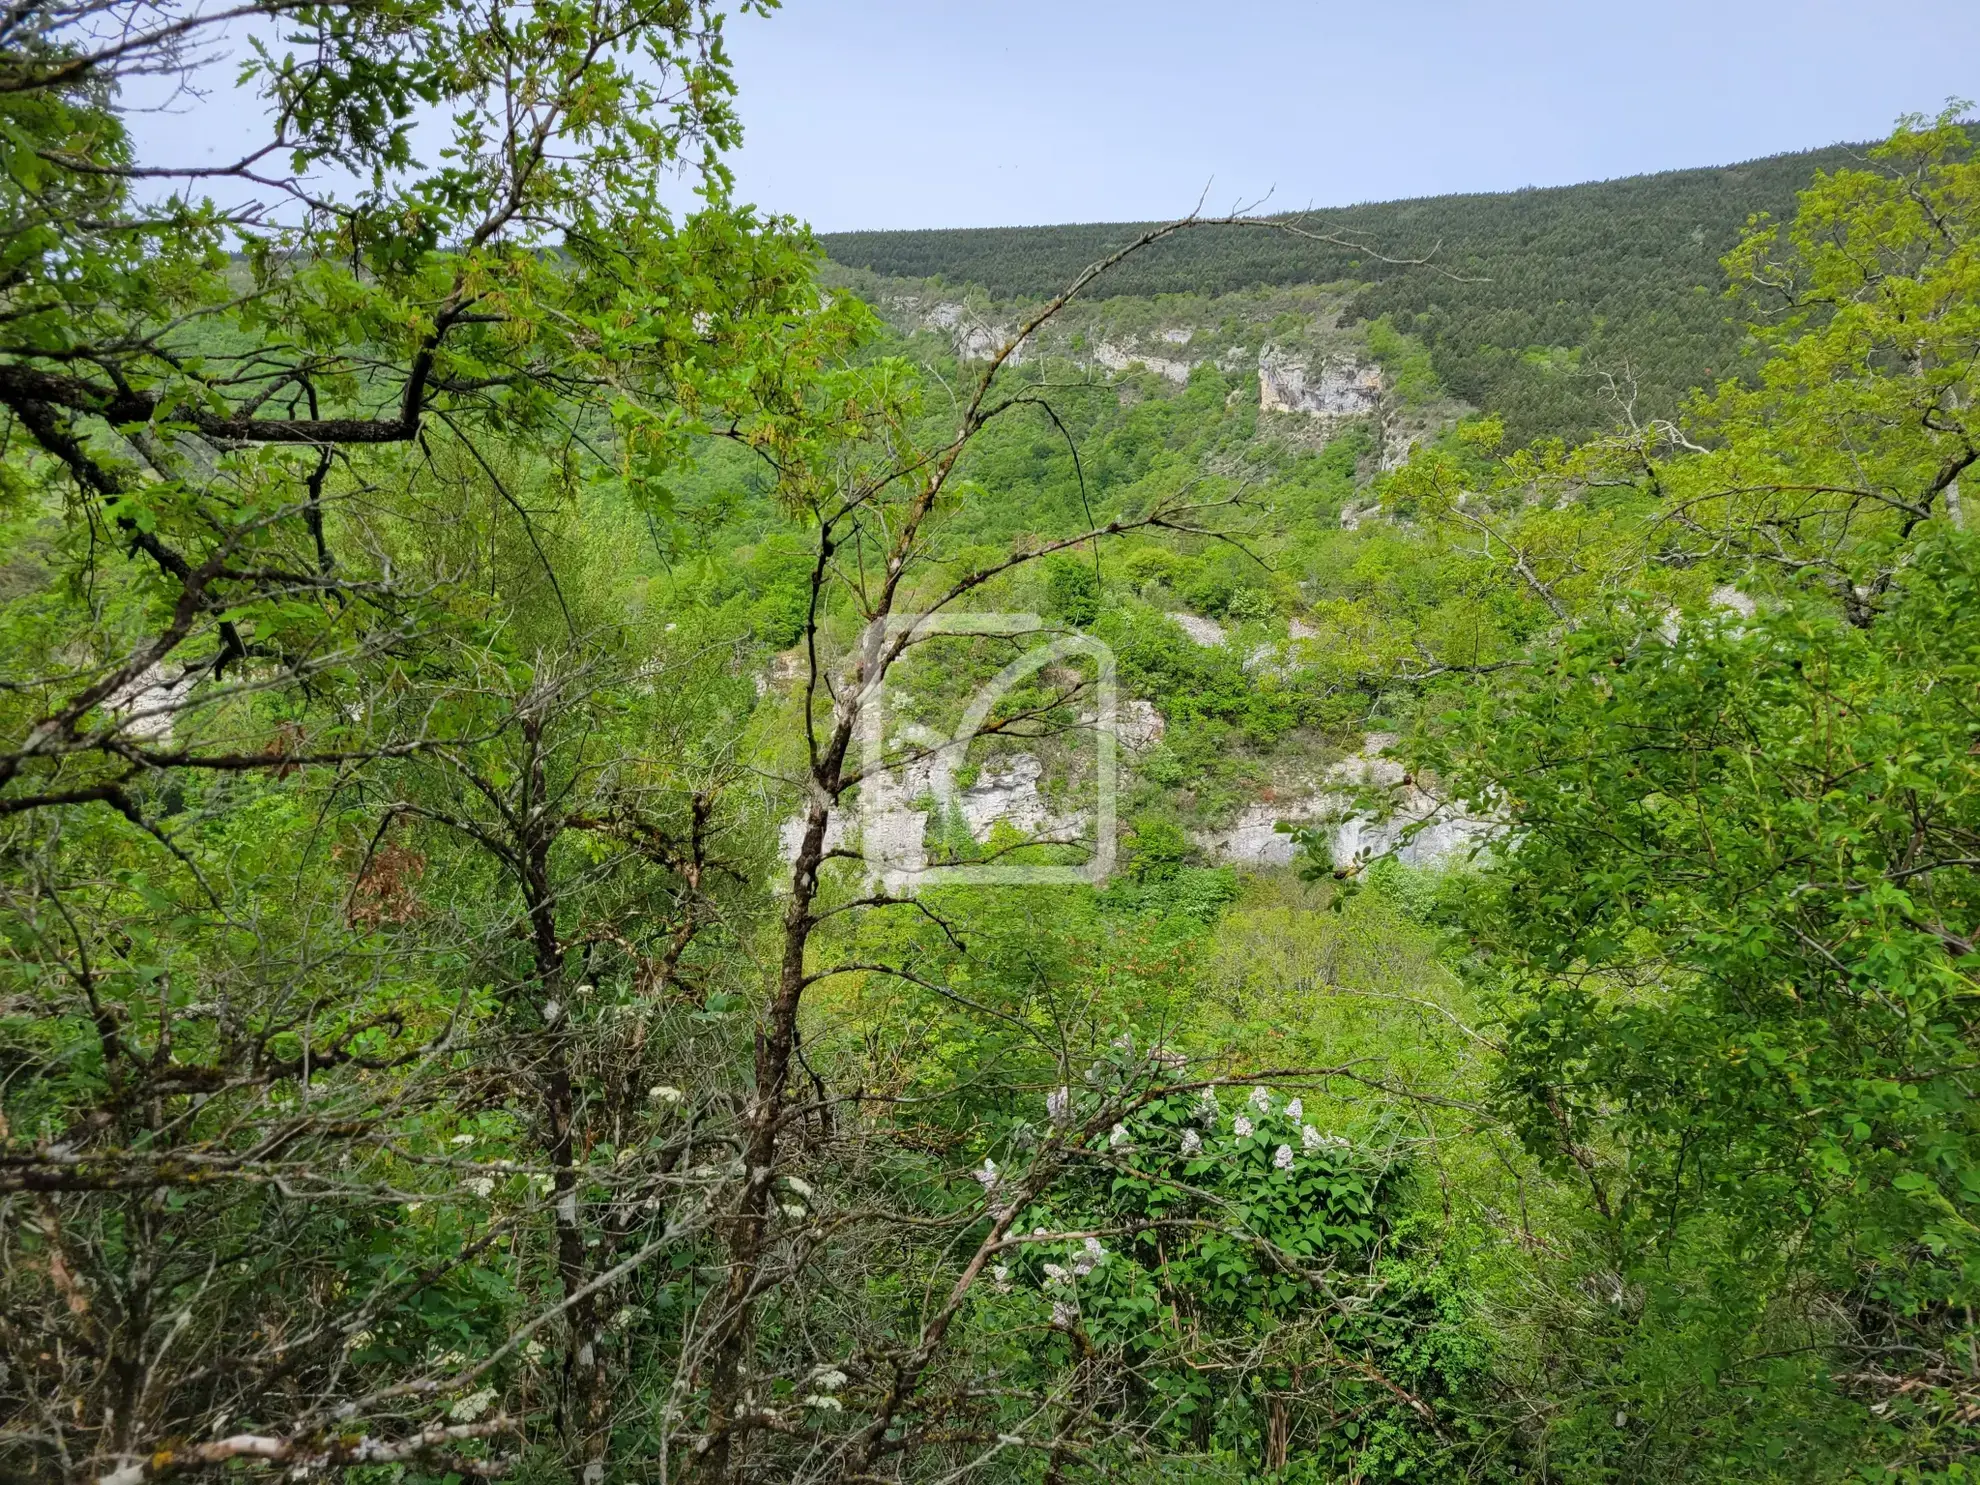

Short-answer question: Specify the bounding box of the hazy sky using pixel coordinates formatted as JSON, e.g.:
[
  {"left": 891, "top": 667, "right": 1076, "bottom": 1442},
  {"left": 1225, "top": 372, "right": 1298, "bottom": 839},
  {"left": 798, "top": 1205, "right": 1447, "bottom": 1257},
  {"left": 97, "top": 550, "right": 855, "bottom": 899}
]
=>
[{"left": 722, "top": 1, "right": 1980, "bottom": 232}]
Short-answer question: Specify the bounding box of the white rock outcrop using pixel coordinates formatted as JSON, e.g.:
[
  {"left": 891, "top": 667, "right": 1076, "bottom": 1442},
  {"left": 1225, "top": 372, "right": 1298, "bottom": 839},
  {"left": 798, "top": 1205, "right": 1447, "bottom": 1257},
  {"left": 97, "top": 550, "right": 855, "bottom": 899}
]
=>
[
  {"left": 1710, "top": 584, "right": 1757, "bottom": 617},
  {"left": 778, "top": 722, "right": 937, "bottom": 887},
  {"left": 780, "top": 738, "right": 1085, "bottom": 891},
  {"left": 1170, "top": 613, "right": 1227, "bottom": 648},
  {"left": 1076, "top": 698, "right": 1165, "bottom": 752},
  {"left": 1379, "top": 423, "right": 1425, "bottom": 471},
  {"left": 1118, "top": 698, "right": 1166, "bottom": 751},
  {"left": 956, "top": 753, "right": 1052, "bottom": 841},
  {"left": 106, "top": 661, "right": 198, "bottom": 742},
  {"left": 1198, "top": 734, "right": 1493, "bottom": 872},
  {"left": 1259, "top": 349, "right": 1382, "bottom": 418},
  {"left": 1093, "top": 341, "right": 1193, "bottom": 385},
  {"left": 922, "top": 301, "right": 1025, "bottom": 364}
]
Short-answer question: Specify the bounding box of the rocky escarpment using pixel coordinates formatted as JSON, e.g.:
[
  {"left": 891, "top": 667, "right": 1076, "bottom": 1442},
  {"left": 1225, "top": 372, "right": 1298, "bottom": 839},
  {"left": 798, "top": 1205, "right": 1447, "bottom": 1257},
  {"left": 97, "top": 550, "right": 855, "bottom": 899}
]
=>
[
  {"left": 771, "top": 647, "right": 1489, "bottom": 890},
  {"left": 870, "top": 290, "right": 1452, "bottom": 472},
  {"left": 1256, "top": 348, "right": 1429, "bottom": 472},
  {"left": 1092, "top": 340, "right": 1193, "bottom": 384},
  {"left": 776, "top": 729, "right": 1094, "bottom": 893},
  {"left": 771, "top": 695, "right": 1159, "bottom": 892},
  {"left": 1257, "top": 348, "right": 1383, "bottom": 419},
  {"left": 1197, "top": 733, "right": 1493, "bottom": 872},
  {"left": 917, "top": 301, "right": 1026, "bottom": 364}
]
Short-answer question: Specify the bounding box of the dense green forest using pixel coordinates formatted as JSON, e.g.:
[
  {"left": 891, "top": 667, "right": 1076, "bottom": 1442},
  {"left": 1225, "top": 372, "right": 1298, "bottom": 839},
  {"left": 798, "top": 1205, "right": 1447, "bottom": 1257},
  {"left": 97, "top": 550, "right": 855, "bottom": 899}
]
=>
[
  {"left": 1, "top": 4, "right": 1977, "bottom": 1484},
  {"left": 824, "top": 142, "right": 1876, "bottom": 441}
]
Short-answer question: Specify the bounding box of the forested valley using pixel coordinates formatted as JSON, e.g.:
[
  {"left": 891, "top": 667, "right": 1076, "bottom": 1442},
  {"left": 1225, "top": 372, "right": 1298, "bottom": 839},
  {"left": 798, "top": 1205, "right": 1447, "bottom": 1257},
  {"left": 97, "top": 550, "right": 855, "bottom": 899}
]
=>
[{"left": 1, "top": 3, "right": 1977, "bottom": 1482}]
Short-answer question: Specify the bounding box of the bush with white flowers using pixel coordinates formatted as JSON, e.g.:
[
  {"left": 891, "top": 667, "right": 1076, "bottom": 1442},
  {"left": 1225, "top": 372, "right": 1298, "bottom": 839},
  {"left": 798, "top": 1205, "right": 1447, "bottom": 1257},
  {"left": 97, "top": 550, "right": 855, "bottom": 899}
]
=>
[{"left": 973, "top": 1083, "right": 1479, "bottom": 1479}]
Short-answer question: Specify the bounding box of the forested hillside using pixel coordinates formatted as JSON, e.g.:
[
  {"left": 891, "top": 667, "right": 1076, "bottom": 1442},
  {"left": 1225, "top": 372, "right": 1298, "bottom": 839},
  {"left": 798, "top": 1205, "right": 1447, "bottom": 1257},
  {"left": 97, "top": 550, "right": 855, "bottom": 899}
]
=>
[
  {"left": 825, "top": 143, "right": 1869, "bottom": 440},
  {"left": 2, "top": 5, "right": 1977, "bottom": 1484}
]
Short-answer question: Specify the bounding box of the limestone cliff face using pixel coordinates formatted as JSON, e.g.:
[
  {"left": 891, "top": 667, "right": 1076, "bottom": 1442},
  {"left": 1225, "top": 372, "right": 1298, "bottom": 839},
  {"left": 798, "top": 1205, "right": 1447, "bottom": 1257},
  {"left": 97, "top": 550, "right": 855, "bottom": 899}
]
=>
[
  {"left": 1378, "top": 425, "right": 1421, "bottom": 471},
  {"left": 1092, "top": 340, "right": 1192, "bottom": 384},
  {"left": 884, "top": 298, "right": 1423, "bottom": 454},
  {"left": 954, "top": 321, "right": 1018, "bottom": 362},
  {"left": 1258, "top": 348, "right": 1383, "bottom": 418},
  {"left": 1196, "top": 732, "right": 1496, "bottom": 871},
  {"left": 921, "top": 301, "right": 1025, "bottom": 364}
]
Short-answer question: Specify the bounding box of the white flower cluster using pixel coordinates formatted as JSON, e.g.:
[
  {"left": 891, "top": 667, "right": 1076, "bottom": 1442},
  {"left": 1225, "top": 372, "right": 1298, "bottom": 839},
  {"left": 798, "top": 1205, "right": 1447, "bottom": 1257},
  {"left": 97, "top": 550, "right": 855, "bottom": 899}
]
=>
[
  {"left": 449, "top": 1386, "right": 497, "bottom": 1422},
  {"left": 1274, "top": 1143, "right": 1295, "bottom": 1170},
  {"left": 975, "top": 1157, "right": 999, "bottom": 1195},
  {"left": 1109, "top": 1123, "right": 1131, "bottom": 1149},
  {"left": 1046, "top": 1086, "right": 1071, "bottom": 1125},
  {"left": 1196, "top": 1088, "right": 1220, "bottom": 1125},
  {"left": 1233, "top": 1115, "right": 1254, "bottom": 1139},
  {"left": 1180, "top": 1128, "right": 1203, "bottom": 1157},
  {"left": 1043, "top": 1237, "right": 1108, "bottom": 1287},
  {"left": 1248, "top": 1086, "right": 1272, "bottom": 1115}
]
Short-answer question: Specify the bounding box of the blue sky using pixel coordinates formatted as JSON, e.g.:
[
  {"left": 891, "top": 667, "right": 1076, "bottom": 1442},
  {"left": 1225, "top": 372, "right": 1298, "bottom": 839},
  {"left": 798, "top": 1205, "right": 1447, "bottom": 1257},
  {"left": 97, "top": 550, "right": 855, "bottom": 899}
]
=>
[{"left": 723, "top": 0, "right": 1980, "bottom": 231}]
